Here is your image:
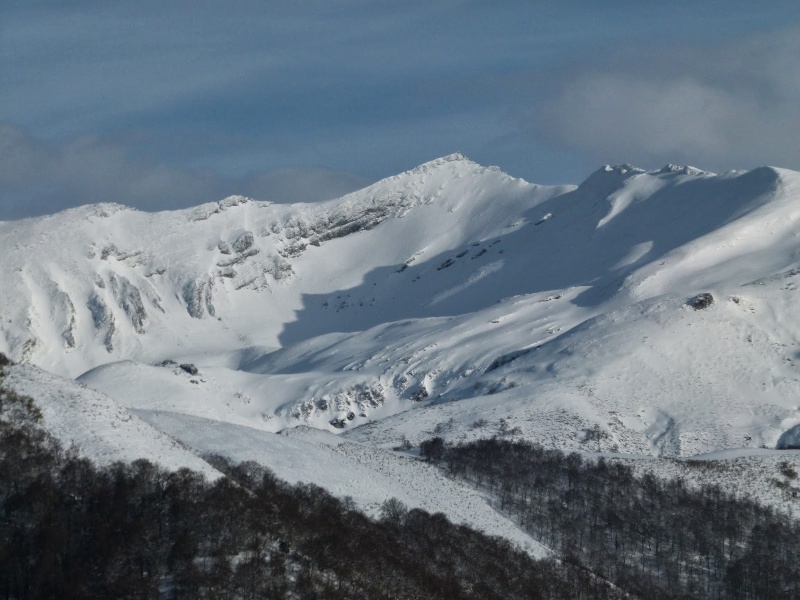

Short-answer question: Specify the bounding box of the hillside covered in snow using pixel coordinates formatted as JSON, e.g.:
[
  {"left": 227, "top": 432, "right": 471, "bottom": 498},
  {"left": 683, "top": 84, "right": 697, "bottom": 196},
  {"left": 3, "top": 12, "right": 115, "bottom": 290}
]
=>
[{"left": 4, "top": 153, "right": 800, "bottom": 466}]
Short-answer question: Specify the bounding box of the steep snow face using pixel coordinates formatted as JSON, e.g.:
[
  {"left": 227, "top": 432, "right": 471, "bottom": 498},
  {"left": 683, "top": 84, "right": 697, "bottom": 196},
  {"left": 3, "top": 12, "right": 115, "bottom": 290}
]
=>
[{"left": 5, "top": 156, "right": 800, "bottom": 457}]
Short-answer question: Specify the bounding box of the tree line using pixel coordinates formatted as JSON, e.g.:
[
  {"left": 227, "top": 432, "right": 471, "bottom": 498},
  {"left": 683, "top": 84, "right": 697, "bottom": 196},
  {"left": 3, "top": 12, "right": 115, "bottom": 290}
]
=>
[
  {"left": 0, "top": 361, "right": 625, "bottom": 599},
  {"left": 420, "top": 436, "right": 800, "bottom": 600}
]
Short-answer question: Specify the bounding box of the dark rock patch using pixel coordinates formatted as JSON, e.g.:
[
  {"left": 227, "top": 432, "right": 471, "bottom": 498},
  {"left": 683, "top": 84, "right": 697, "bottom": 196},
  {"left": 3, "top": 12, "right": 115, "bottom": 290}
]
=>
[
  {"left": 410, "top": 386, "right": 429, "bottom": 402},
  {"left": 486, "top": 348, "right": 536, "bottom": 372},
  {"left": 689, "top": 293, "right": 714, "bottom": 310},
  {"left": 179, "top": 363, "right": 199, "bottom": 376}
]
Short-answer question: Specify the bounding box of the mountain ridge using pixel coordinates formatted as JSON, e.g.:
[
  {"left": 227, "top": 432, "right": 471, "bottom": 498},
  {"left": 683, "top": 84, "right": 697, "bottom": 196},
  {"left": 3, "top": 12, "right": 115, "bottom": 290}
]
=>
[{"left": 3, "top": 155, "right": 800, "bottom": 460}]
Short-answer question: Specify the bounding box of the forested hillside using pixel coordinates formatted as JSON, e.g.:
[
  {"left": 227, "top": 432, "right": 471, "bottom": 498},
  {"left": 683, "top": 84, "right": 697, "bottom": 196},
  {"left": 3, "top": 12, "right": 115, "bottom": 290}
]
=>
[
  {"left": 421, "top": 436, "right": 800, "bottom": 600},
  {"left": 0, "top": 359, "right": 622, "bottom": 600}
]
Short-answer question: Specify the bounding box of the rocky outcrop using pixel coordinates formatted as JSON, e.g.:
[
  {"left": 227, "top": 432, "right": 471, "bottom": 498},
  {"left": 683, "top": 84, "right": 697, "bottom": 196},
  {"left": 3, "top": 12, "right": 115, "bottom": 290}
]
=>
[
  {"left": 230, "top": 231, "right": 255, "bottom": 253},
  {"left": 43, "top": 284, "right": 77, "bottom": 351},
  {"left": 59, "top": 293, "right": 76, "bottom": 350},
  {"left": 182, "top": 276, "right": 215, "bottom": 318},
  {"left": 179, "top": 363, "right": 199, "bottom": 376},
  {"left": 688, "top": 293, "right": 714, "bottom": 310},
  {"left": 109, "top": 275, "right": 147, "bottom": 333},
  {"left": 486, "top": 347, "right": 536, "bottom": 372},
  {"left": 777, "top": 423, "right": 800, "bottom": 449},
  {"left": 291, "top": 382, "right": 386, "bottom": 428},
  {"left": 87, "top": 294, "right": 115, "bottom": 352}
]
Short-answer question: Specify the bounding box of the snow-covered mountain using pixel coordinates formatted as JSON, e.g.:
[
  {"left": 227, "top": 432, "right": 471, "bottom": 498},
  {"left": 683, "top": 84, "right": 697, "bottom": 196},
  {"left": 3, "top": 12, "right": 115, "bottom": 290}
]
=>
[{"left": 4, "top": 153, "right": 800, "bottom": 462}]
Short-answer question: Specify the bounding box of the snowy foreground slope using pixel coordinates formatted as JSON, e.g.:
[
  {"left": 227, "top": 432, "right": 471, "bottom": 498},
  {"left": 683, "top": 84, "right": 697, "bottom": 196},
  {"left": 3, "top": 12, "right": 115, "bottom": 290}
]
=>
[
  {"left": 0, "top": 363, "right": 220, "bottom": 479},
  {"left": 4, "top": 154, "right": 800, "bottom": 467}
]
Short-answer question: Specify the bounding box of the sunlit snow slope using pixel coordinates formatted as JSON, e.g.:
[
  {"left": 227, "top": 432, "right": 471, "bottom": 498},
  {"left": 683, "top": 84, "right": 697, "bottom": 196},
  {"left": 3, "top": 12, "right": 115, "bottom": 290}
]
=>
[
  {"left": 4, "top": 155, "right": 800, "bottom": 457},
  {"left": 1, "top": 363, "right": 221, "bottom": 479}
]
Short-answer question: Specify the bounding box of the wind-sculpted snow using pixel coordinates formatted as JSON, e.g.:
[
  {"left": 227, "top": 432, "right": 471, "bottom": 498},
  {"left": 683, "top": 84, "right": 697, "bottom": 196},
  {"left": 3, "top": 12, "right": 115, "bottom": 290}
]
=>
[{"left": 4, "top": 155, "right": 800, "bottom": 461}]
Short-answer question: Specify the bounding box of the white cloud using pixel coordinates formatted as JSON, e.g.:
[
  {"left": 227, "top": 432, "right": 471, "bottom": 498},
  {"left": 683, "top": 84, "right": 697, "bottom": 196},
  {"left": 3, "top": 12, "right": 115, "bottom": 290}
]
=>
[
  {"left": 0, "top": 123, "right": 369, "bottom": 220},
  {"left": 539, "top": 27, "right": 800, "bottom": 172}
]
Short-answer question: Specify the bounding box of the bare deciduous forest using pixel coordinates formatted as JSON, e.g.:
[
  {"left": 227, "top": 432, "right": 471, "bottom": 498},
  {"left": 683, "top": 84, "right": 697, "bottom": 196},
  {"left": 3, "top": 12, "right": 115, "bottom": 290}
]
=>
[{"left": 421, "top": 436, "right": 800, "bottom": 600}]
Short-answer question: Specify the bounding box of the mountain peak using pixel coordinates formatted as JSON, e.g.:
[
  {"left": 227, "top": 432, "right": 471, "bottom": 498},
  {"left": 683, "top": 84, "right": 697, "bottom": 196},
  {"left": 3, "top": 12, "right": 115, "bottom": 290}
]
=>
[{"left": 406, "top": 152, "right": 476, "bottom": 174}]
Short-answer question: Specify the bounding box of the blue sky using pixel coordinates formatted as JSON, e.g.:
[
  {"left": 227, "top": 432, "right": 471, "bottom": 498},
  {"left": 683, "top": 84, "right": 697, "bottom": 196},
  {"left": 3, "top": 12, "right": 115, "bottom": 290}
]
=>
[{"left": 2, "top": 1, "right": 800, "bottom": 219}]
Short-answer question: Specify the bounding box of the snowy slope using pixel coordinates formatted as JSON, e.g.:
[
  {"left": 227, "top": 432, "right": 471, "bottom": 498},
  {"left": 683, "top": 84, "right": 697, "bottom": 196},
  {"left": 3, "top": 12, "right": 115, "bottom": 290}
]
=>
[
  {"left": 0, "top": 364, "right": 220, "bottom": 478},
  {"left": 133, "top": 410, "right": 548, "bottom": 557},
  {"left": 0, "top": 362, "right": 549, "bottom": 555},
  {"left": 5, "top": 155, "right": 800, "bottom": 462},
  {"left": 0, "top": 154, "right": 566, "bottom": 378}
]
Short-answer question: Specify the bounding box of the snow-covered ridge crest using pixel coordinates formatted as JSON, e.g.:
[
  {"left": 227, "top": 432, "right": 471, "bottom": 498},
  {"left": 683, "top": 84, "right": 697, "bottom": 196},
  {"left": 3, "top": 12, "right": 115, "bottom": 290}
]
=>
[
  {"left": 0, "top": 154, "right": 549, "bottom": 376},
  {"left": 654, "top": 164, "right": 714, "bottom": 176},
  {"left": 597, "top": 163, "right": 714, "bottom": 177},
  {"left": 188, "top": 194, "right": 256, "bottom": 221}
]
